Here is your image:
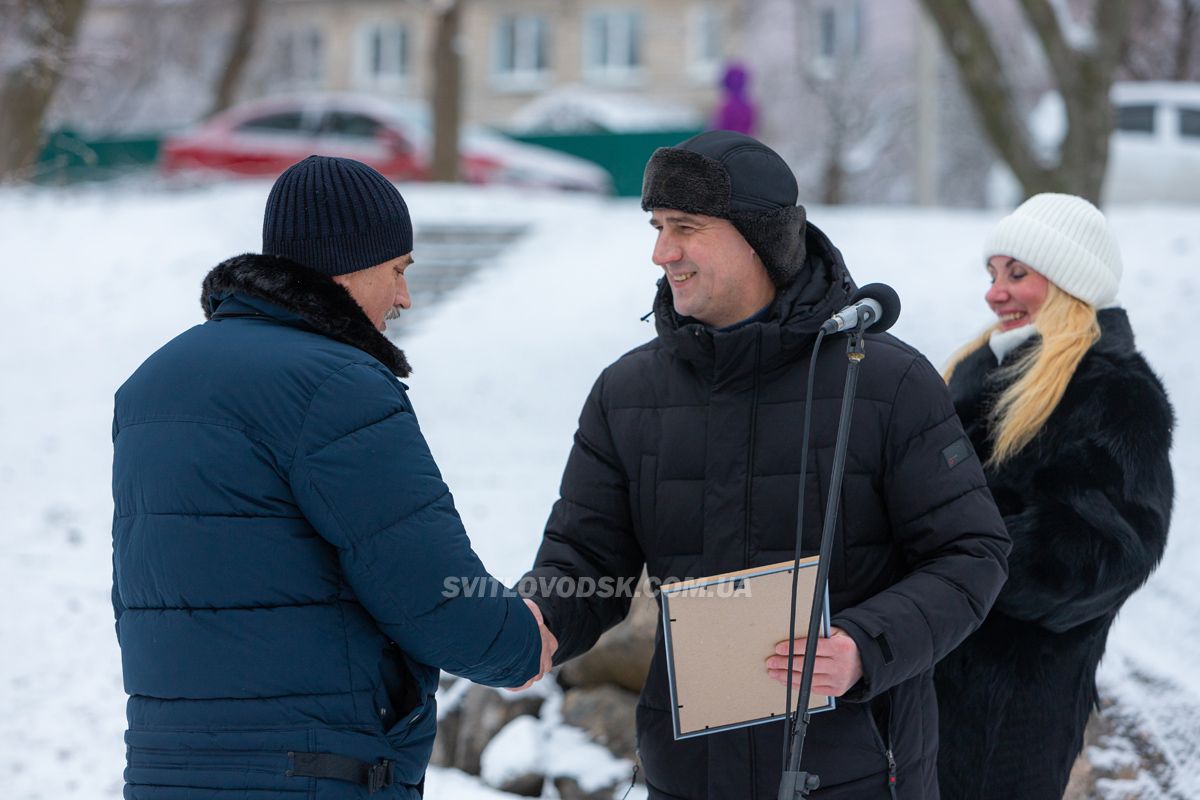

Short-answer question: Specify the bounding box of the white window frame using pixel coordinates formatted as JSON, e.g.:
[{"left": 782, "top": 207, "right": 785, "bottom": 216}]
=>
[
  {"left": 686, "top": 4, "right": 722, "bottom": 84},
  {"left": 276, "top": 26, "right": 324, "bottom": 88},
  {"left": 353, "top": 22, "right": 412, "bottom": 93},
  {"left": 582, "top": 9, "right": 644, "bottom": 86},
  {"left": 812, "top": 1, "right": 864, "bottom": 77},
  {"left": 491, "top": 13, "right": 552, "bottom": 91}
]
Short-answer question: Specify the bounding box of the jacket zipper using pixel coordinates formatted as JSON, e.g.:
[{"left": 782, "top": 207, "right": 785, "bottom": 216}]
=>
[
  {"left": 743, "top": 330, "right": 762, "bottom": 570},
  {"left": 866, "top": 694, "right": 899, "bottom": 799}
]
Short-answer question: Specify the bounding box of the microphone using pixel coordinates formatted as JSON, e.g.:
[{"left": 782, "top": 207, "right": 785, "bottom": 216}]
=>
[{"left": 820, "top": 283, "right": 901, "bottom": 335}]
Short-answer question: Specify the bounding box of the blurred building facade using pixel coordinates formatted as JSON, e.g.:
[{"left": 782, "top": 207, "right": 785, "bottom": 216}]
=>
[
  {"left": 65, "top": 0, "right": 743, "bottom": 133},
  {"left": 52, "top": 0, "right": 1119, "bottom": 206}
]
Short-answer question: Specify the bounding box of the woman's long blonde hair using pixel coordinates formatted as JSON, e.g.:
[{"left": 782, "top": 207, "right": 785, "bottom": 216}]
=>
[{"left": 943, "top": 283, "right": 1100, "bottom": 466}]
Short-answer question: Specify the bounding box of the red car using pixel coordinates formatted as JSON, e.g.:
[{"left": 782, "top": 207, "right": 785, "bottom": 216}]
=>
[{"left": 160, "top": 93, "right": 612, "bottom": 193}]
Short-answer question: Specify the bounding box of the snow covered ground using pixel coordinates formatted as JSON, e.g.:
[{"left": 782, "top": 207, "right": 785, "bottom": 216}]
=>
[{"left": 1, "top": 181, "right": 1197, "bottom": 799}]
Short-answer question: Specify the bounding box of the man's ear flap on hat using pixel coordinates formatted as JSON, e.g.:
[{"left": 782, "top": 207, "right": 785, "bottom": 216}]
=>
[{"left": 730, "top": 205, "right": 807, "bottom": 288}]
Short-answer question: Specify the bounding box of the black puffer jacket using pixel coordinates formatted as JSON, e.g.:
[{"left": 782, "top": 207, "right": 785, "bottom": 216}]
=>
[
  {"left": 935, "top": 309, "right": 1174, "bottom": 800},
  {"left": 526, "top": 225, "right": 1010, "bottom": 799}
]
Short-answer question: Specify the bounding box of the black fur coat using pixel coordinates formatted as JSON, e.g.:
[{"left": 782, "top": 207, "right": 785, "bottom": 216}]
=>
[{"left": 935, "top": 308, "right": 1174, "bottom": 799}]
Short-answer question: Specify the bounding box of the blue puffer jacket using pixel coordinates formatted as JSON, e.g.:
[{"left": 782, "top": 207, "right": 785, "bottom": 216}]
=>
[{"left": 111, "top": 254, "right": 539, "bottom": 799}]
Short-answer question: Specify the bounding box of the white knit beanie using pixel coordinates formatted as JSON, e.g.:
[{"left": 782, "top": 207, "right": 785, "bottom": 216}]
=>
[{"left": 983, "top": 193, "right": 1122, "bottom": 308}]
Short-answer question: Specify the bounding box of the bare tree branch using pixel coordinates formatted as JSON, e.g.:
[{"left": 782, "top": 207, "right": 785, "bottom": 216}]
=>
[
  {"left": 1174, "top": 0, "right": 1198, "bottom": 79},
  {"left": 918, "top": 0, "right": 1056, "bottom": 194},
  {"left": 1056, "top": 0, "right": 1129, "bottom": 201},
  {"left": 919, "top": 0, "right": 1131, "bottom": 203},
  {"left": 1091, "top": 0, "right": 1132, "bottom": 74},
  {"left": 0, "top": 0, "right": 90, "bottom": 182},
  {"left": 209, "top": 0, "right": 263, "bottom": 119},
  {"left": 1016, "top": 0, "right": 1078, "bottom": 81}
]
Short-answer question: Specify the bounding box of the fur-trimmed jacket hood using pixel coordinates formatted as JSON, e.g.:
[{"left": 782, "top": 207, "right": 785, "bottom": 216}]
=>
[{"left": 201, "top": 253, "right": 411, "bottom": 377}]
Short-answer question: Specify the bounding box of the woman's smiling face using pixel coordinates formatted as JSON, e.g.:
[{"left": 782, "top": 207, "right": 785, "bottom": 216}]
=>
[{"left": 985, "top": 255, "right": 1050, "bottom": 331}]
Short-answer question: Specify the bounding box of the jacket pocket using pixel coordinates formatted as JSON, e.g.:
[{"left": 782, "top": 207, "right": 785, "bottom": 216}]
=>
[
  {"left": 125, "top": 728, "right": 307, "bottom": 792},
  {"left": 377, "top": 642, "right": 422, "bottom": 728}
]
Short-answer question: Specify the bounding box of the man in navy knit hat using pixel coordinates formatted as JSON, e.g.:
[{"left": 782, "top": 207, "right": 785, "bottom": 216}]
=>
[
  {"left": 112, "top": 155, "right": 555, "bottom": 799},
  {"left": 521, "top": 132, "right": 1009, "bottom": 798}
]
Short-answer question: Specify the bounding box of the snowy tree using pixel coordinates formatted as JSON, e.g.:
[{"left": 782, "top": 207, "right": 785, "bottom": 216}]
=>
[
  {"left": 744, "top": 0, "right": 920, "bottom": 205},
  {"left": 42, "top": 1, "right": 254, "bottom": 138},
  {"left": 802, "top": 58, "right": 916, "bottom": 205},
  {"left": 918, "top": 0, "right": 1130, "bottom": 203},
  {"left": 0, "top": 0, "right": 90, "bottom": 181}
]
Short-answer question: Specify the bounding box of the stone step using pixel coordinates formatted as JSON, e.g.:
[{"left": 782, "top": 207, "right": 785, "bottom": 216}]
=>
[
  {"left": 415, "top": 224, "right": 528, "bottom": 246},
  {"left": 387, "top": 222, "right": 529, "bottom": 333}
]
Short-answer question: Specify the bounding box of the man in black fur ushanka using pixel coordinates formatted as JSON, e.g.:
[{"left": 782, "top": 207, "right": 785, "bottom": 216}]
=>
[{"left": 521, "top": 131, "right": 1012, "bottom": 798}]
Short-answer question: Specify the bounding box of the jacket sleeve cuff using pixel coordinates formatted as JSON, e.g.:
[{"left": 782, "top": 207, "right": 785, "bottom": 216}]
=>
[{"left": 831, "top": 616, "right": 886, "bottom": 703}]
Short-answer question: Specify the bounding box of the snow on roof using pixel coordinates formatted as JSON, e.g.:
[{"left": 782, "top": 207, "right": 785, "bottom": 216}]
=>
[{"left": 505, "top": 85, "right": 703, "bottom": 134}]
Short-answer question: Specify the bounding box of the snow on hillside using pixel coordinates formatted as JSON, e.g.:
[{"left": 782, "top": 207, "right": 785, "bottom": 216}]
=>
[{"left": 1, "top": 181, "right": 1197, "bottom": 799}]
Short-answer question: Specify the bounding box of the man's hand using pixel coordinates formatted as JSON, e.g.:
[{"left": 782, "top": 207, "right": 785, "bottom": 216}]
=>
[
  {"left": 764, "top": 626, "right": 862, "bottom": 697},
  {"left": 509, "top": 599, "right": 558, "bottom": 692}
]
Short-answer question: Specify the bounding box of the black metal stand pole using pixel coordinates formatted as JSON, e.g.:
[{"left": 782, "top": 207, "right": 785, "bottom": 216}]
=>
[{"left": 778, "top": 324, "right": 868, "bottom": 800}]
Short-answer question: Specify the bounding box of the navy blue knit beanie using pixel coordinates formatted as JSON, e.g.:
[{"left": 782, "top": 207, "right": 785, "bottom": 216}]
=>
[{"left": 262, "top": 155, "right": 413, "bottom": 276}]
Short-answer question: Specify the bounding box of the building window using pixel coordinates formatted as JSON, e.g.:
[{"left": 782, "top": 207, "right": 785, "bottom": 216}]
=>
[
  {"left": 814, "top": 1, "right": 863, "bottom": 73},
  {"left": 818, "top": 8, "right": 837, "bottom": 59},
  {"left": 493, "top": 14, "right": 550, "bottom": 87},
  {"left": 583, "top": 10, "right": 643, "bottom": 83},
  {"left": 354, "top": 23, "right": 411, "bottom": 91},
  {"left": 687, "top": 5, "right": 721, "bottom": 82},
  {"left": 369, "top": 25, "right": 408, "bottom": 80},
  {"left": 276, "top": 27, "right": 324, "bottom": 86}
]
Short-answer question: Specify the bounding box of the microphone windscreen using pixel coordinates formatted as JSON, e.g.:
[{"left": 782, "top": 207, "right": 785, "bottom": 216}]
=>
[{"left": 851, "top": 283, "right": 901, "bottom": 333}]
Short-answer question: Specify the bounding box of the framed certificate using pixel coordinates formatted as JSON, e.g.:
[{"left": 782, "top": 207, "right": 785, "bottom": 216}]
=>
[{"left": 660, "top": 557, "right": 835, "bottom": 739}]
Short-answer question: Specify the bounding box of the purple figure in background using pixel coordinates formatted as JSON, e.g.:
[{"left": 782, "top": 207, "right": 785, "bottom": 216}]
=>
[{"left": 712, "top": 62, "right": 756, "bottom": 136}]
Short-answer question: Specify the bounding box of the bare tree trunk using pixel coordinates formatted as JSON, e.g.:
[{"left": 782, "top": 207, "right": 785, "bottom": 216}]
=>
[
  {"left": 918, "top": 0, "right": 1130, "bottom": 204},
  {"left": 0, "top": 0, "right": 90, "bottom": 182},
  {"left": 1174, "top": 0, "right": 1199, "bottom": 80},
  {"left": 208, "top": 0, "right": 263, "bottom": 118},
  {"left": 820, "top": 147, "right": 845, "bottom": 205},
  {"left": 431, "top": 0, "right": 462, "bottom": 183},
  {"left": 1016, "top": 0, "right": 1129, "bottom": 202}
]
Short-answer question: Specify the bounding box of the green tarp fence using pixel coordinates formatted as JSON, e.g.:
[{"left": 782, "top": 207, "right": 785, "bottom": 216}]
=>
[
  {"left": 35, "top": 130, "right": 160, "bottom": 183},
  {"left": 506, "top": 129, "right": 704, "bottom": 197},
  {"left": 34, "top": 128, "right": 703, "bottom": 193}
]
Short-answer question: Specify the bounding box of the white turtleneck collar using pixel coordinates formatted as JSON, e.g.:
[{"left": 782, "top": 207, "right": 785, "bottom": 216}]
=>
[{"left": 988, "top": 324, "right": 1038, "bottom": 364}]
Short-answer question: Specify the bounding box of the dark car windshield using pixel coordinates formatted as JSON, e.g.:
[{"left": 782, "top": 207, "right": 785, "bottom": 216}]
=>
[
  {"left": 319, "top": 111, "right": 384, "bottom": 138},
  {"left": 235, "top": 111, "right": 308, "bottom": 134}
]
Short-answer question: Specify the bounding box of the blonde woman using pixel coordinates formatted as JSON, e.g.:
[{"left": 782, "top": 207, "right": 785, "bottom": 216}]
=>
[{"left": 934, "top": 194, "right": 1174, "bottom": 799}]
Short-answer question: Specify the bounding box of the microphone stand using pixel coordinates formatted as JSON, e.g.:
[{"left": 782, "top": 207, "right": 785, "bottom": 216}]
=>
[{"left": 778, "top": 316, "right": 871, "bottom": 800}]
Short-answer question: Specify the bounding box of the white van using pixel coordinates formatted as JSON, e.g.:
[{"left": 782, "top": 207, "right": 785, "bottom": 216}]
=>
[
  {"left": 1104, "top": 81, "right": 1200, "bottom": 204},
  {"left": 990, "top": 81, "right": 1200, "bottom": 206}
]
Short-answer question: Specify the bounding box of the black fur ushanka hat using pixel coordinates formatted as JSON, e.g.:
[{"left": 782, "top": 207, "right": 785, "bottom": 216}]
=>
[{"left": 641, "top": 130, "right": 807, "bottom": 287}]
